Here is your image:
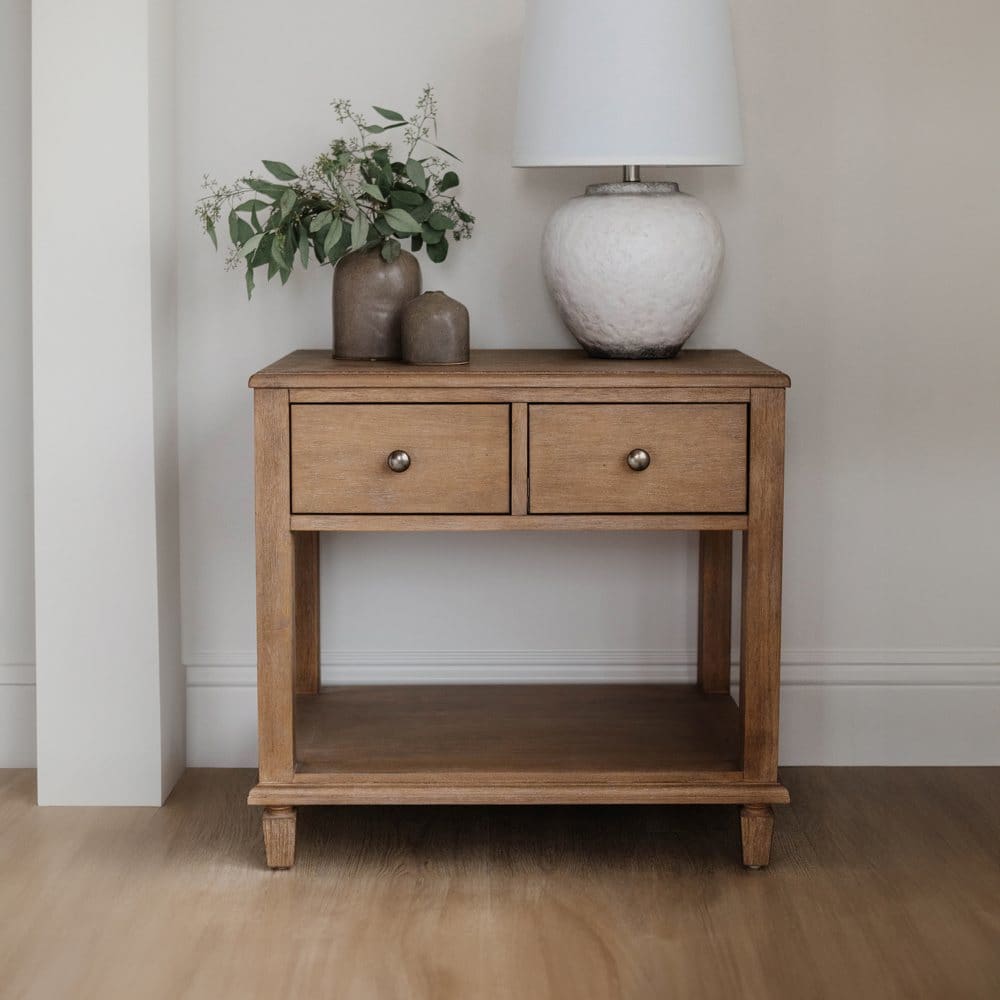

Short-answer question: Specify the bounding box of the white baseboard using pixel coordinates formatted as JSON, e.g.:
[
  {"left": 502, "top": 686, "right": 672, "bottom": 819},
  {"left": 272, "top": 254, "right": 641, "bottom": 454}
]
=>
[
  {"left": 0, "top": 665, "right": 37, "bottom": 767},
  {"left": 7, "top": 655, "right": 998, "bottom": 769},
  {"left": 184, "top": 649, "right": 1000, "bottom": 768}
]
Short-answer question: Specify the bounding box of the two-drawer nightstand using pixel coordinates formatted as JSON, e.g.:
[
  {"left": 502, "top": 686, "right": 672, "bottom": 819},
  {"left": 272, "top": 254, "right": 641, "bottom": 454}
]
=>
[{"left": 248, "top": 349, "right": 790, "bottom": 869}]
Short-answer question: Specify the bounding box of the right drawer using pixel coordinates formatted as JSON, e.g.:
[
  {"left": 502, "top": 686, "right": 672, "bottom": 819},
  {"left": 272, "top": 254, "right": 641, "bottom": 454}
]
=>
[{"left": 528, "top": 404, "right": 747, "bottom": 514}]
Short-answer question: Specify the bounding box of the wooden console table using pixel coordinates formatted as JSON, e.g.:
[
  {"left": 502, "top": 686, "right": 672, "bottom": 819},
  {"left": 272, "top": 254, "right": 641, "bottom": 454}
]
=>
[{"left": 248, "top": 349, "right": 790, "bottom": 869}]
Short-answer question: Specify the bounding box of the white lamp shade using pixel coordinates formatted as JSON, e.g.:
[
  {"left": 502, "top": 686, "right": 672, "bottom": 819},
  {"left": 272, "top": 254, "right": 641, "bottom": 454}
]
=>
[{"left": 513, "top": 0, "right": 744, "bottom": 167}]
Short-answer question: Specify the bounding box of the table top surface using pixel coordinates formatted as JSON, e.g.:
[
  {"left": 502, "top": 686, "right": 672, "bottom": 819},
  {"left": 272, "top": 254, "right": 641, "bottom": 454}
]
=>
[{"left": 250, "top": 349, "right": 790, "bottom": 389}]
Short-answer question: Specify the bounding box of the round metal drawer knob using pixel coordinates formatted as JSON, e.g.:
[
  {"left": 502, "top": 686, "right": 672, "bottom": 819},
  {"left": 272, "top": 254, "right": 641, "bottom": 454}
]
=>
[
  {"left": 387, "top": 450, "right": 411, "bottom": 473},
  {"left": 626, "top": 448, "right": 651, "bottom": 472}
]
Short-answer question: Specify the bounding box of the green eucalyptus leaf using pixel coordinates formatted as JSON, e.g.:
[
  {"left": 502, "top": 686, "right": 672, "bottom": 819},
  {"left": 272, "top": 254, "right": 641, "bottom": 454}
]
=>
[
  {"left": 410, "top": 199, "right": 433, "bottom": 223},
  {"left": 421, "top": 223, "right": 443, "bottom": 245},
  {"left": 428, "top": 211, "right": 456, "bottom": 231},
  {"left": 381, "top": 238, "right": 402, "bottom": 262},
  {"left": 410, "top": 234, "right": 423, "bottom": 253},
  {"left": 246, "top": 177, "right": 287, "bottom": 199},
  {"left": 382, "top": 207, "right": 422, "bottom": 234},
  {"left": 264, "top": 206, "right": 284, "bottom": 232},
  {"left": 206, "top": 218, "right": 218, "bottom": 249},
  {"left": 331, "top": 221, "right": 353, "bottom": 259},
  {"left": 245, "top": 267, "right": 255, "bottom": 299},
  {"left": 389, "top": 189, "right": 422, "bottom": 209},
  {"left": 326, "top": 241, "right": 349, "bottom": 266},
  {"left": 350, "top": 215, "right": 368, "bottom": 250},
  {"left": 372, "top": 216, "right": 393, "bottom": 237},
  {"left": 235, "top": 219, "right": 255, "bottom": 245},
  {"left": 267, "top": 259, "right": 279, "bottom": 280},
  {"left": 262, "top": 159, "right": 298, "bottom": 181},
  {"left": 239, "top": 233, "right": 264, "bottom": 258},
  {"left": 251, "top": 233, "right": 273, "bottom": 268},
  {"left": 362, "top": 182, "right": 387, "bottom": 202},
  {"left": 437, "top": 171, "right": 460, "bottom": 192},
  {"left": 279, "top": 188, "right": 296, "bottom": 220},
  {"left": 271, "top": 236, "right": 286, "bottom": 267},
  {"left": 323, "top": 218, "right": 344, "bottom": 255},
  {"left": 310, "top": 210, "right": 334, "bottom": 233},
  {"left": 298, "top": 226, "right": 310, "bottom": 267},
  {"left": 228, "top": 210, "right": 240, "bottom": 244},
  {"left": 280, "top": 264, "right": 291, "bottom": 285},
  {"left": 373, "top": 106, "right": 405, "bottom": 122},
  {"left": 234, "top": 198, "right": 265, "bottom": 233},
  {"left": 424, "top": 139, "right": 462, "bottom": 163},
  {"left": 427, "top": 234, "right": 448, "bottom": 263},
  {"left": 405, "top": 159, "right": 427, "bottom": 192},
  {"left": 363, "top": 124, "right": 385, "bottom": 134},
  {"left": 338, "top": 183, "right": 358, "bottom": 212}
]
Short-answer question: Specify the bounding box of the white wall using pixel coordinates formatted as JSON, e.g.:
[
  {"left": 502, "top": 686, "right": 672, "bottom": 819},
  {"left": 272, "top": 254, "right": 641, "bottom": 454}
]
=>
[
  {"left": 175, "top": 0, "right": 1000, "bottom": 765},
  {"left": 0, "top": 0, "right": 35, "bottom": 767}
]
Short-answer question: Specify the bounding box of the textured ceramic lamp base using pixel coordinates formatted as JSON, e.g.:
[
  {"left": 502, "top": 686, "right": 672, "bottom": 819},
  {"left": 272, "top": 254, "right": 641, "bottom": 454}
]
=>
[{"left": 541, "top": 183, "right": 724, "bottom": 359}]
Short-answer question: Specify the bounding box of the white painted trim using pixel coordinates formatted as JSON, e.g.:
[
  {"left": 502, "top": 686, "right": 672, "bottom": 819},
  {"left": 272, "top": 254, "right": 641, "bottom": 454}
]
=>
[
  {"left": 8, "top": 653, "right": 1000, "bottom": 768},
  {"left": 11, "top": 649, "right": 1000, "bottom": 688},
  {"left": 0, "top": 663, "right": 36, "bottom": 686},
  {"left": 0, "top": 667, "right": 37, "bottom": 767},
  {"left": 183, "top": 648, "right": 1000, "bottom": 688},
  {"left": 183, "top": 649, "right": 1000, "bottom": 767}
]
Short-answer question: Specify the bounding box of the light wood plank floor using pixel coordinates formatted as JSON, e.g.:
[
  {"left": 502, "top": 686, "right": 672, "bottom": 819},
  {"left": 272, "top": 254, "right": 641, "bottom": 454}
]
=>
[{"left": 1, "top": 768, "right": 998, "bottom": 999}]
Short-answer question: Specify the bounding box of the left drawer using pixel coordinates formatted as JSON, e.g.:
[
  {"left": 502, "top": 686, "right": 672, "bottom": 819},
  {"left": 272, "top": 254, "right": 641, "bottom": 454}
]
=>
[{"left": 291, "top": 404, "right": 510, "bottom": 514}]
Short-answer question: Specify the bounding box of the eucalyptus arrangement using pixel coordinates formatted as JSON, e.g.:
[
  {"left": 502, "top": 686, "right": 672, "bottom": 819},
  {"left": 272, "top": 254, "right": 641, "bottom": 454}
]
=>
[{"left": 196, "top": 87, "right": 474, "bottom": 299}]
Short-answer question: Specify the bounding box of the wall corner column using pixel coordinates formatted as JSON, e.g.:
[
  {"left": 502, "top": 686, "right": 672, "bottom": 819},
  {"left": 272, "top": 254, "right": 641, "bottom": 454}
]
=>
[{"left": 32, "top": 0, "right": 182, "bottom": 805}]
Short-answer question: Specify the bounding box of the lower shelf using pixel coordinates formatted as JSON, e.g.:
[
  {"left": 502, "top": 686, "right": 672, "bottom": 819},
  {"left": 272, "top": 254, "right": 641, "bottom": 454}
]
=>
[{"left": 247, "top": 684, "right": 790, "bottom": 807}]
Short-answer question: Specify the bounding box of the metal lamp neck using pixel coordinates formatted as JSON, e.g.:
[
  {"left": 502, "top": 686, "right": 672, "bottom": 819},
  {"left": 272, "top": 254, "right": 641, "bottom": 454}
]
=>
[{"left": 622, "top": 165, "right": 642, "bottom": 183}]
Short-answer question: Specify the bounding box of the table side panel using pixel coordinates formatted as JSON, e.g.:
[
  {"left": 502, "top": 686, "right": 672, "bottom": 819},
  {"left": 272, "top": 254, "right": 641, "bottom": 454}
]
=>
[
  {"left": 253, "top": 389, "right": 296, "bottom": 783},
  {"left": 740, "top": 388, "right": 786, "bottom": 783}
]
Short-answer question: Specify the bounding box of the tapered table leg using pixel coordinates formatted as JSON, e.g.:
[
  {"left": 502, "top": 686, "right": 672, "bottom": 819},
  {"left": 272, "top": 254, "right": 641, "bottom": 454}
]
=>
[
  {"left": 740, "top": 804, "right": 774, "bottom": 869},
  {"left": 263, "top": 806, "right": 297, "bottom": 869}
]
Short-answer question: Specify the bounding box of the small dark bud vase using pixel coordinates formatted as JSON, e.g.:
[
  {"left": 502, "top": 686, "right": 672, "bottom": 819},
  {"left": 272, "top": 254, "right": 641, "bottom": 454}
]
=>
[
  {"left": 333, "top": 247, "right": 422, "bottom": 360},
  {"left": 401, "top": 291, "right": 470, "bottom": 365}
]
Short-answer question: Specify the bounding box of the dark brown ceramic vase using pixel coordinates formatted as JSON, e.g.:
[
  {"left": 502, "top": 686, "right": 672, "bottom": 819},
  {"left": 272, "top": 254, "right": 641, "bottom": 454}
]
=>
[
  {"left": 332, "top": 247, "right": 421, "bottom": 360},
  {"left": 401, "top": 291, "right": 470, "bottom": 365}
]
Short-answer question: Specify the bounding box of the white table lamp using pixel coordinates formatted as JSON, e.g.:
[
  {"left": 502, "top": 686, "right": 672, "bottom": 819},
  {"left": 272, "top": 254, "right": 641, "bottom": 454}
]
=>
[{"left": 513, "top": 0, "right": 744, "bottom": 358}]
